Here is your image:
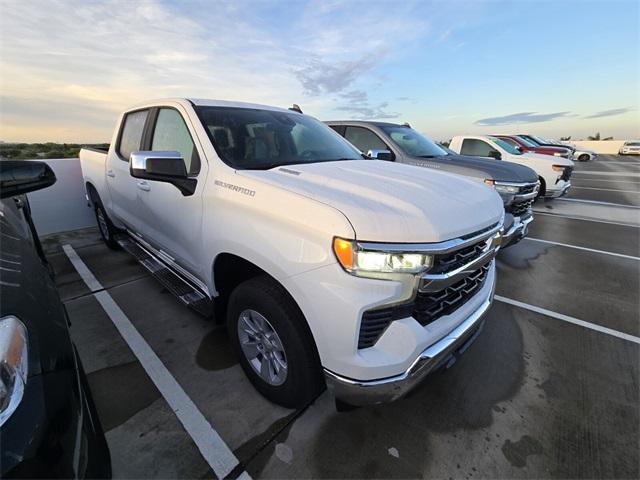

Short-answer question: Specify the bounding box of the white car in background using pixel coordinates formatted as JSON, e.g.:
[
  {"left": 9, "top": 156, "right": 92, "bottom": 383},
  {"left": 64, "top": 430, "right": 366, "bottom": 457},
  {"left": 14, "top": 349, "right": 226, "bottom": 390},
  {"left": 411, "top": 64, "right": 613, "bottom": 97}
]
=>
[
  {"left": 449, "top": 135, "right": 575, "bottom": 198},
  {"left": 553, "top": 141, "right": 597, "bottom": 162},
  {"left": 619, "top": 141, "right": 640, "bottom": 155}
]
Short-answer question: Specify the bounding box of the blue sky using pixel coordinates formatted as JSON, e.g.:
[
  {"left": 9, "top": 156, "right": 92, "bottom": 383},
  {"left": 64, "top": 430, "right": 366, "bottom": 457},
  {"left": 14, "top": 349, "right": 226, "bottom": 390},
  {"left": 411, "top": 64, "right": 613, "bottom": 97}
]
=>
[{"left": 0, "top": 0, "right": 638, "bottom": 142}]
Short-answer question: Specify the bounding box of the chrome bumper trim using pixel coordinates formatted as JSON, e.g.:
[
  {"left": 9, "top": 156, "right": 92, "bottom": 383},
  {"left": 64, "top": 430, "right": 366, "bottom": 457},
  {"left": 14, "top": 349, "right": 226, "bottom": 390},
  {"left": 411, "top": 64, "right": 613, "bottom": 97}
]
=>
[
  {"left": 501, "top": 215, "right": 533, "bottom": 248},
  {"left": 545, "top": 182, "right": 571, "bottom": 198},
  {"left": 324, "top": 273, "right": 495, "bottom": 406},
  {"left": 418, "top": 245, "right": 497, "bottom": 292},
  {"left": 356, "top": 221, "right": 503, "bottom": 255}
]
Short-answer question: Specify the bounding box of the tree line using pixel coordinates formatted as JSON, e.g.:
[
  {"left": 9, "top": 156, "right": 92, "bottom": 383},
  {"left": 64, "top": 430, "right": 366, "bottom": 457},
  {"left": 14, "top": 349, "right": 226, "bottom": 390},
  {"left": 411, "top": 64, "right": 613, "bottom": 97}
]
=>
[{"left": 0, "top": 142, "right": 109, "bottom": 160}]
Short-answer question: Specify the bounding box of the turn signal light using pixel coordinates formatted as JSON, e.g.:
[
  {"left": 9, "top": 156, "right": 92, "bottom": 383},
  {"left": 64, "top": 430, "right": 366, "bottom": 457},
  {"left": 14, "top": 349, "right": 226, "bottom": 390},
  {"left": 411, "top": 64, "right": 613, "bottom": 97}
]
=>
[{"left": 333, "top": 238, "right": 354, "bottom": 270}]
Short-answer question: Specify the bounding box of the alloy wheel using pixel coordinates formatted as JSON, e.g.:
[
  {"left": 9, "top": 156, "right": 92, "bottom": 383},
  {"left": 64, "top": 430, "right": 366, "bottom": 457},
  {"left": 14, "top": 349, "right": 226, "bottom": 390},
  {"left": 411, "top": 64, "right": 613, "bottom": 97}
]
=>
[{"left": 237, "top": 309, "right": 288, "bottom": 386}]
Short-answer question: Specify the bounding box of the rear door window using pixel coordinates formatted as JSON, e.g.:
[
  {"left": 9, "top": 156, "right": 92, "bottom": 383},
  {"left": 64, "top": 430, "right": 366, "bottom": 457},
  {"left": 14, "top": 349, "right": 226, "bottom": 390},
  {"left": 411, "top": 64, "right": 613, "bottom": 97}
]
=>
[
  {"left": 344, "top": 126, "right": 388, "bottom": 153},
  {"left": 460, "top": 139, "right": 494, "bottom": 157},
  {"left": 118, "top": 110, "right": 149, "bottom": 160}
]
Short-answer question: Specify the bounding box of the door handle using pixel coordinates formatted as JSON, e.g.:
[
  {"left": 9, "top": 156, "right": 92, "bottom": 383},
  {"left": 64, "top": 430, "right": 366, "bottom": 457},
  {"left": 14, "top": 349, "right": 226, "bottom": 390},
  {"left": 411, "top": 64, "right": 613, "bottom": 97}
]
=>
[
  {"left": 137, "top": 181, "right": 151, "bottom": 192},
  {"left": 106, "top": 169, "right": 115, "bottom": 178}
]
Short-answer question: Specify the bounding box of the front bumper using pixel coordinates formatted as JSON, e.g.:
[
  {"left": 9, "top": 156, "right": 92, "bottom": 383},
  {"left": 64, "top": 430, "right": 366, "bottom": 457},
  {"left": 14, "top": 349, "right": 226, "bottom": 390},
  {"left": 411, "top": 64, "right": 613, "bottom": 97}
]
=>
[
  {"left": 500, "top": 214, "right": 533, "bottom": 248},
  {"left": 1, "top": 350, "right": 111, "bottom": 478},
  {"left": 324, "top": 269, "right": 496, "bottom": 406},
  {"left": 545, "top": 181, "right": 571, "bottom": 198}
]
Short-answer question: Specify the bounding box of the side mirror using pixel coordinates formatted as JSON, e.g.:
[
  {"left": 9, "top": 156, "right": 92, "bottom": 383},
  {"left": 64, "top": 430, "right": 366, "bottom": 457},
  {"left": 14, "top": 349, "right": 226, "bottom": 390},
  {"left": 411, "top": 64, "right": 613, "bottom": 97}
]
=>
[
  {"left": 0, "top": 160, "right": 57, "bottom": 199},
  {"left": 515, "top": 146, "right": 523, "bottom": 152},
  {"left": 367, "top": 149, "right": 394, "bottom": 161},
  {"left": 129, "top": 151, "right": 196, "bottom": 196},
  {"left": 488, "top": 150, "right": 502, "bottom": 160}
]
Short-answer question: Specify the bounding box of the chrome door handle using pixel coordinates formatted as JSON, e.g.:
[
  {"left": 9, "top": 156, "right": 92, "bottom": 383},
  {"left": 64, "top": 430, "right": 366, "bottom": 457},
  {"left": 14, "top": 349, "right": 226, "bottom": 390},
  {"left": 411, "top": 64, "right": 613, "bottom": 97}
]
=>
[
  {"left": 137, "top": 181, "right": 151, "bottom": 192},
  {"left": 106, "top": 169, "right": 115, "bottom": 178}
]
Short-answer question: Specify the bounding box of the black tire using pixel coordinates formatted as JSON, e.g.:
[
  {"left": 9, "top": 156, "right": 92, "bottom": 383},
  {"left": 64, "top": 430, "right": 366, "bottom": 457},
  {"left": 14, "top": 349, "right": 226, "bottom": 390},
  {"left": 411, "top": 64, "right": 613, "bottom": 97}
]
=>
[
  {"left": 94, "top": 202, "right": 121, "bottom": 250},
  {"left": 227, "top": 275, "right": 324, "bottom": 408},
  {"left": 578, "top": 154, "right": 590, "bottom": 162},
  {"left": 536, "top": 176, "right": 546, "bottom": 199}
]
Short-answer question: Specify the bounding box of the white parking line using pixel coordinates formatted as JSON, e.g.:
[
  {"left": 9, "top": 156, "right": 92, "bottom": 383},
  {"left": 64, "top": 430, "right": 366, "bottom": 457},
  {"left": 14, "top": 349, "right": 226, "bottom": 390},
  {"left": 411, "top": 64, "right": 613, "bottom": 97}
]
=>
[
  {"left": 531, "top": 211, "right": 640, "bottom": 228},
  {"left": 557, "top": 198, "right": 640, "bottom": 208},
  {"left": 495, "top": 295, "right": 640, "bottom": 345},
  {"left": 571, "top": 186, "right": 640, "bottom": 194},
  {"left": 62, "top": 244, "right": 250, "bottom": 480},
  {"left": 573, "top": 178, "right": 640, "bottom": 184},
  {"left": 525, "top": 237, "right": 640, "bottom": 261},
  {"left": 573, "top": 171, "right": 640, "bottom": 178}
]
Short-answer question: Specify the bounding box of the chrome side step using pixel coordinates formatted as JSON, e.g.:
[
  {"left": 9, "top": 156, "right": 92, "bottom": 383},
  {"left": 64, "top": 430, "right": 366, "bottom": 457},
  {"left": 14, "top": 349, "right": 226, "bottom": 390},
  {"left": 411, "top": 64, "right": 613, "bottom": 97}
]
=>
[{"left": 115, "top": 234, "right": 213, "bottom": 317}]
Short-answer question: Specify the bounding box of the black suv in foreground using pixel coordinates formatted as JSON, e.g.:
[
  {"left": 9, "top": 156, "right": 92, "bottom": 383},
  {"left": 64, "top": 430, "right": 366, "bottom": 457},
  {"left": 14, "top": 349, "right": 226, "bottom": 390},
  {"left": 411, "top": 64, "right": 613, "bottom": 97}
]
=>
[{"left": 0, "top": 161, "right": 111, "bottom": 478}]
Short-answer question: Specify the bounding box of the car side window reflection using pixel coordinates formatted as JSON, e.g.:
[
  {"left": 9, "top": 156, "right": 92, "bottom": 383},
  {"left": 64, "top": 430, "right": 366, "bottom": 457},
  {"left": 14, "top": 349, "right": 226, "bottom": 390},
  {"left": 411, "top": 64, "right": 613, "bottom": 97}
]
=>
[
  {"left": 460, "top": 139, "right": 494, "bottom": 157},
  {"left": 152, "top": 108, "right": 201, "bottom": 175},
  {"left": 344, "top": 126, "right": 388, "bottom": 153}
]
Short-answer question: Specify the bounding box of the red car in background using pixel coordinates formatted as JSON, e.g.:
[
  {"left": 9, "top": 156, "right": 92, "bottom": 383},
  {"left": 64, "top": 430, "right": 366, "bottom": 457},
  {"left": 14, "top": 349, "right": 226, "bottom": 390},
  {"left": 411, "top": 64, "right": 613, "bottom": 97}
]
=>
[{"left": 493, "top": 134, "right": 571, "bottom": 158}]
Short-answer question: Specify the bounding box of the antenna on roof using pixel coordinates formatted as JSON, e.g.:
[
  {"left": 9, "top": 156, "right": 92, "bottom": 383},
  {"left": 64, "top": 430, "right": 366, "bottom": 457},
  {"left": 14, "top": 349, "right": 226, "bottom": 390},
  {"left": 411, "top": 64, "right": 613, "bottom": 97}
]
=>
[
  {"left": 289, "top": 104, "right": 303, "bottom": 113},
  {"left": 402, "top": 122, "right": 411, "bottom": 128}
]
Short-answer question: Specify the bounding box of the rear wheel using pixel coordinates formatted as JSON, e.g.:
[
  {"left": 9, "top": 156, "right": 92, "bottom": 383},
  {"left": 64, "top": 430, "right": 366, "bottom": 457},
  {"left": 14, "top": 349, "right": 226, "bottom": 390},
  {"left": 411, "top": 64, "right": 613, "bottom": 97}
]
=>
[
  {"left": 95, "top": 203, "right": 121, "bottom": 250},
  {"left": 227, "top": 275, "right": 324, "bottom": 408}
]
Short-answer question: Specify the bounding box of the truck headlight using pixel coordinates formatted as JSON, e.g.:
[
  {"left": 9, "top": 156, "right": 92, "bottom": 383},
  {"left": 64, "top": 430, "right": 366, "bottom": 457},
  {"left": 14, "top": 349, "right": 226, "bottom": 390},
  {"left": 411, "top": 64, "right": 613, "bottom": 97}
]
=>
[
  {"left": 494, "top": 184, "right": 519, "bottom": 194},
  {"left": 0, "top": 316, "right": 28, "bottom": 427},
  {"left": 484, "top": 180, "right": 519, "bottom": 194},
  {"left": 333, "top": 238, "right": 433, "bottom": 276}
]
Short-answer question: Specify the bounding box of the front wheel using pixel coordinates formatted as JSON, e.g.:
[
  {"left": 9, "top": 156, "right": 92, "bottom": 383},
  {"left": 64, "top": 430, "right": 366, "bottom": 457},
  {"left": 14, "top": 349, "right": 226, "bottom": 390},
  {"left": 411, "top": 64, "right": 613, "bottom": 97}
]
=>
[
  {"left": 578, "top": 154, "right": 590, "bottom": 162},
  {"left": 95, "top": 203, "right": 121, "bottom": 250},
  {"left": 227, "top": 275, "right": 324, "bottom": 408}
]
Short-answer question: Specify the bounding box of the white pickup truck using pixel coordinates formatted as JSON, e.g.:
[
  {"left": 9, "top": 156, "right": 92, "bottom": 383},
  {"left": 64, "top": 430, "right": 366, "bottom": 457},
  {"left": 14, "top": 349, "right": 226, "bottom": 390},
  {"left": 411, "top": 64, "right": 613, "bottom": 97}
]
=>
[
  {"left": 449, "top": 135, "right": 574, "bottom": 198},
  {"left": 80, "top": 98, "right": 504, "bottom": 408}
]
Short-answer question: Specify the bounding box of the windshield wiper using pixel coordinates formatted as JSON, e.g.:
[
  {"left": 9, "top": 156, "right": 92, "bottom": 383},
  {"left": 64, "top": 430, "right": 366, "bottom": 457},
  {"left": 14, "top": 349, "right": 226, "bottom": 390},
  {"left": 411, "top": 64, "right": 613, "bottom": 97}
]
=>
[
  {"left": 245, "top": 158, "right": 359, "bottom": 171},
  {"left": 418, "top": 155, "right": 436, "bottom": 158}
]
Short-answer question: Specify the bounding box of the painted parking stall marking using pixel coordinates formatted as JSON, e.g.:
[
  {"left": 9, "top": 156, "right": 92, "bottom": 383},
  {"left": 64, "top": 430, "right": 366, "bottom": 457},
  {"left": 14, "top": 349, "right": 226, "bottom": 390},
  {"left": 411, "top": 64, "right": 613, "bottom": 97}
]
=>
[
  {"left": 531, "top": 210, "right": 640, "bottom": 228},
  {"left": 525, "top": 237, "right": 640, "bottom": 261},
  {"left": 557, "top": 197, "right": 640, "bottom": 208},
  {"left": 62, "top": 244, "right": 250, "bottom": 480},
  {"left": 495, "top": 295, "right": 640, "bottom": 345}
]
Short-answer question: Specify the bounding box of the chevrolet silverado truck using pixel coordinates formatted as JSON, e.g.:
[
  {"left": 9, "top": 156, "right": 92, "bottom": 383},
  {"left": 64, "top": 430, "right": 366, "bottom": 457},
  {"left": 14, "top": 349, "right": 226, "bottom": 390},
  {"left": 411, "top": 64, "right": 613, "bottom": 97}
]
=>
[
  {"left": 80, "top": 99, "right": 503, "bottom": 408},
  {"left": 327, "top": 121, "right": 539, "bottom": 247},
  {"left": 449, "top": 135, "right": 574, "bottom": 198}
]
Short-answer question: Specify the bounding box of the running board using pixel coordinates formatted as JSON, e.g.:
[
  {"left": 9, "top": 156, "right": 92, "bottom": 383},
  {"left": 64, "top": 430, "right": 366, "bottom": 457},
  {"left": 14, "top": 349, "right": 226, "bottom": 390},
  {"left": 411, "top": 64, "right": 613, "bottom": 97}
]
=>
[{"left": 116, "top": 235, "right": 213, "bottom": 317}]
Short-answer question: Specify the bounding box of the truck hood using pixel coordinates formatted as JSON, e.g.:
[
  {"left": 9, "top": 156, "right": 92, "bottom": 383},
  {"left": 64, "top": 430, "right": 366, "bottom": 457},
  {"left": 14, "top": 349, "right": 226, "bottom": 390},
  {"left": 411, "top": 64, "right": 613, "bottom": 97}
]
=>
[
  {"left": 240, "top": 160, "right": 504, "bottom": 243},
  {"left": 405, "top": 153, "right": 538, "bottom": 184}
]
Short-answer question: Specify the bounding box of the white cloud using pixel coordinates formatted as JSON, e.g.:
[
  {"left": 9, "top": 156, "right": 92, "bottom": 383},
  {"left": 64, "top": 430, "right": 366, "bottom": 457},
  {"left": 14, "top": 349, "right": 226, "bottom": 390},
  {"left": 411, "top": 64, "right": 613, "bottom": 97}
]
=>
[{"left": 0, "top": 0, "right": 445, "bottom": 141}]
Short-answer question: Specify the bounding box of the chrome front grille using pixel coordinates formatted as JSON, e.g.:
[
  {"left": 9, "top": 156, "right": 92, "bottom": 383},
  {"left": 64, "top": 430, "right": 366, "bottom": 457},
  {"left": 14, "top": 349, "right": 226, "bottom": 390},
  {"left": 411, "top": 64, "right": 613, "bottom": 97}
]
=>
[
  {"left": 511, "top": 199, "right": 533, "bottom": 218},
  {"left": 429, "top": 241, "right": 487, "bottom": 274},
  {"left": 357, "top": 227, "right": 498, "bottom": 349},
  {"left": 519, "top": 183, "right": 537, "bottom": 195},
  {"left": 413, "top": 264, "right": 490, "bottom": 326}
]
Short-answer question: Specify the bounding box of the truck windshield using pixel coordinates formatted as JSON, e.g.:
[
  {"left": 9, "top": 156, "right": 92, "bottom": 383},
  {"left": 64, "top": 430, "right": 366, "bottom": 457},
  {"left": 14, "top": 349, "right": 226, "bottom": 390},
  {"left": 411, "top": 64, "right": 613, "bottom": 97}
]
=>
[
  {"left": 488, "top": 137, "right": 523, "bottom": 155},
  {"left": 527, "top": 135, "right": 548, "bottom": 145},
  {"left": 514, "top": 135, "right": 537, "bottom": 148},
  {"left": 195, "top": 106, "right": 362, "bottom": 169},
  {"left": 380, "top": 126, "right": 447, "bottom": 157}
]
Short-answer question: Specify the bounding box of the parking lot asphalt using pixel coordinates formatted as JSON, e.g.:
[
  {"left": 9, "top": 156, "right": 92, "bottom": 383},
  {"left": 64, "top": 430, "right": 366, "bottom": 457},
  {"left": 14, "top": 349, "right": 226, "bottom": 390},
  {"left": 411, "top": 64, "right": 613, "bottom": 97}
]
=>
[{"left": 40, "top": 154, "right": 639, "bottom": 479}]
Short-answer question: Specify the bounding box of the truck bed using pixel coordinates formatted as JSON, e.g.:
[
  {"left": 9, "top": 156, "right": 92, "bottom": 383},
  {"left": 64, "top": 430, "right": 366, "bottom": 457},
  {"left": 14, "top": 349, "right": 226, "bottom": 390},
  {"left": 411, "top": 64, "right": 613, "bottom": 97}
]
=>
[{"left": 79, "top": 147, "right": 109, "bottom": 205}]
